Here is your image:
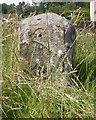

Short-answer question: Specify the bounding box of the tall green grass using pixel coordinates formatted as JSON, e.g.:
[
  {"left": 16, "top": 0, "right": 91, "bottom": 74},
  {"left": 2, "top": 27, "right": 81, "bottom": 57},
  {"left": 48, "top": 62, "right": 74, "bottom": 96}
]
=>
[
  {"left": 1, "top": 17, "right": 95, "bottom": 118},
  {"left": 75, "top": 28, "right": 96, "bottom": 91}
]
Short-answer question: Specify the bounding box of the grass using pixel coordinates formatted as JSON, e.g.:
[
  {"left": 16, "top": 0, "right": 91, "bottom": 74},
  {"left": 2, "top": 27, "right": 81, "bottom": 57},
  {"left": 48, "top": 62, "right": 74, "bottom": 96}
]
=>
[
  {"left": 75, "top": 28, "right": 96, "bottom": 91},
  {"left": 1, "top": 15, "right": 96, "bottom": 118}
]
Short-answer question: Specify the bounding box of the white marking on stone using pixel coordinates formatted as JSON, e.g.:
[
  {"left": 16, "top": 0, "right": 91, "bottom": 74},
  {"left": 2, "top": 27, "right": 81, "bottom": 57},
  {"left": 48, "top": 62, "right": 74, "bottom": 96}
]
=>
[
  {"left": 36, "top": 58, "right": 40, "bottom": 64},
  {"left": 57, "top": 50, "right": 63, "bottom": 57}
]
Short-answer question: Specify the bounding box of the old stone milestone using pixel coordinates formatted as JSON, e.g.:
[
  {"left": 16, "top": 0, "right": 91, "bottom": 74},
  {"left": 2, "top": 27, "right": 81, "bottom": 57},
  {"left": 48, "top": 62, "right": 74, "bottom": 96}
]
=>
[{"left": 19, "top": 13, "right": 76, "bottom": 82}]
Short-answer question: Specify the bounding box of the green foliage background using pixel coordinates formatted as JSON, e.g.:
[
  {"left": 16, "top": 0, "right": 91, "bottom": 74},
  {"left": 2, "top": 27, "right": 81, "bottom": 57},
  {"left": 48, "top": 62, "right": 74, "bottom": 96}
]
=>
[{"left": 1, "top": 2, "right": 90, "bottom": 18}]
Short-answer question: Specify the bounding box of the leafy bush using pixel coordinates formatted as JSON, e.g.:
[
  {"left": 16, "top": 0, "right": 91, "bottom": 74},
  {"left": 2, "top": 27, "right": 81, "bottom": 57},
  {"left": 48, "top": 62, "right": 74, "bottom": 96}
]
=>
[{"left": 63, "top": 9, "right": 90, "bottom": 22}]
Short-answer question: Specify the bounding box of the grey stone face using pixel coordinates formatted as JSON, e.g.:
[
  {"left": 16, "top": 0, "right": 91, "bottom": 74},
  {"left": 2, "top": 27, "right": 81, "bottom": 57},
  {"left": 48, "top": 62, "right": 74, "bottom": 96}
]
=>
[{"left": 19, "top": 13, "right": 76, "bottom": 80}]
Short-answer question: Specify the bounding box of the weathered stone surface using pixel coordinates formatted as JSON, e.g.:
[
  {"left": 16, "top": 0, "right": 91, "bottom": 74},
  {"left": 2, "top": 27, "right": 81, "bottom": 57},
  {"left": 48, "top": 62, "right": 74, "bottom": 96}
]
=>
[{"left": 19, "top": 13, "right": 76, "bottom": 81}]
